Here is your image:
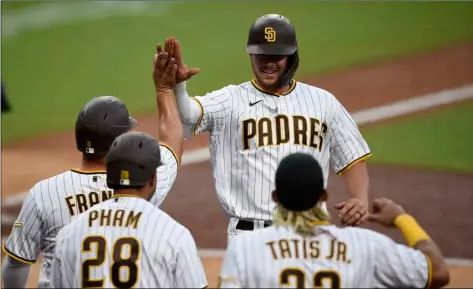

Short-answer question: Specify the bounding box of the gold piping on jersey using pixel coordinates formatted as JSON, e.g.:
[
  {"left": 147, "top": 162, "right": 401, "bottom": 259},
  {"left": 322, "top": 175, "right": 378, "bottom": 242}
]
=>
[
  {"left": 312, "top": 221, "right": 330, "bottom": 226},
  {"left": 191, "top": 97, "right": 204, "bottom": 136},
  {"left": 336, "top": 152, "right": 372, "bottom": 176},
  {"left": 113, "top": 193, "right": 141, "bottom": 198},
  {"left": 2, "top": 245, "right": 36, "bottom": 264},
  {"left": 13, "top": 222, "right": 23, "bottom": 228},
  {"left": 425, "top": 255, "right": 433, "bottom": 288},
  {"left": 251, "top": 79, "right": 297, "bottom": 96},
  {"left": 71, "top": 168, "right": 106, "bottom": 175},
  {"left": 159, "top": 142, "right": 181, "bottom": 166}
]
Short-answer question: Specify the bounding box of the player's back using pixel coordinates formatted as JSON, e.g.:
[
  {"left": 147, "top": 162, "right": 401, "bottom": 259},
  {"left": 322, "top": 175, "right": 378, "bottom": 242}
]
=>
[
  {"left": 233, "top": 224, "right": 402, "bottom": 288},
  {"left": 54, "top": 195, "right": 199, "bottom": 288},
  {"left": 4, "top": 169, "right": 110, "bottom": 288}
]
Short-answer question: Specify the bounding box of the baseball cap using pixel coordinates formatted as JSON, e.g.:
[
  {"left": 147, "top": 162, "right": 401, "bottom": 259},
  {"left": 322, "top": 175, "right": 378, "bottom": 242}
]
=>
[
  {"left": 275, "top": 153, "right": 325, "bottom": 211},
  {"left": 106, "top": 131, "right": 162, "bottom": 189}
]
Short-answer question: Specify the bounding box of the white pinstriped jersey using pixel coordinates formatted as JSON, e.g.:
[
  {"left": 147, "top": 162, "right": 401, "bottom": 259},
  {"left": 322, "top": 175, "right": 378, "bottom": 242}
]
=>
[
  {"left": 3, "top": 145, "right": 178, "bottom": 288},
  {"left": 219, "top": 224, "right": 431, "bottom": 288},
  {"left": 50, "top": 196, "right": 207, "bottom": 288},
  {"left": 186, "top": 80, "right": 371, "bottom": 221}
]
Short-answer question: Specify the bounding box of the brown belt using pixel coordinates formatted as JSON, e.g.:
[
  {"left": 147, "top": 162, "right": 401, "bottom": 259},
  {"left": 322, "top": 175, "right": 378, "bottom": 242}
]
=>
[{"left": 236, "top": 220, "right": 272, "bottom": 231}]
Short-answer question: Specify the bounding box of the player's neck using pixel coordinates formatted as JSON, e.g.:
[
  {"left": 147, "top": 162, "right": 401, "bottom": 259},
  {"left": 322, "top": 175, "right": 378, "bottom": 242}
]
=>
[
  {"left": 114, "top": 189, "right": 147, "bottom": 199},
  {"left": 79, "top": 159, "right": 106, "bottom": 172},
  {"left": 254, "top": 79, "right": 291, "bottom": 95}
]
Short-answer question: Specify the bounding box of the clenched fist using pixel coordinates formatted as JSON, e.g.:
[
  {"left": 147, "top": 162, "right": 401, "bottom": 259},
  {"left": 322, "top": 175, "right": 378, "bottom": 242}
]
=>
[{"left": 368, "top": 197, "right": 406, "bottom": 227}]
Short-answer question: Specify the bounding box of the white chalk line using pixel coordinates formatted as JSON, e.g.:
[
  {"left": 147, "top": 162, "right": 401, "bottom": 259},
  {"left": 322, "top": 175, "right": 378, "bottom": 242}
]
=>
[
  {"left": 2, "top": 84, "right": 473, "bottom": 264},
  {"left": 1, "top": 1, "right": 176, "bottom": 39}
]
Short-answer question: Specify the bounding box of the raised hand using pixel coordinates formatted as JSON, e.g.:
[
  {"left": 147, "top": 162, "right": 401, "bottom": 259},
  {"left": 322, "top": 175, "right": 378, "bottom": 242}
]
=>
[
  {"left": 161, "top": 37, "right": 200, "bottom": 83},
  {"left": 153, "top": 44, "right": 178, "bottom": 90},
  {"left": 368, "top": 197, "right": 406, "bottom": 227}
]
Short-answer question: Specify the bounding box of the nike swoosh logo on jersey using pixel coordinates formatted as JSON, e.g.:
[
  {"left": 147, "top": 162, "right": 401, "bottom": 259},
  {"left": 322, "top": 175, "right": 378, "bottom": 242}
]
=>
[{"left": 249, "top": 100, "right": 263, "bottom": 106}]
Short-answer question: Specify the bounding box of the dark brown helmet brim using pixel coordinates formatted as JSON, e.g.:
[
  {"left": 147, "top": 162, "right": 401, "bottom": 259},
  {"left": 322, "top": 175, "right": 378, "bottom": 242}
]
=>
[{"left": 246, "top": 43, "right": 297, "bottom": 56}]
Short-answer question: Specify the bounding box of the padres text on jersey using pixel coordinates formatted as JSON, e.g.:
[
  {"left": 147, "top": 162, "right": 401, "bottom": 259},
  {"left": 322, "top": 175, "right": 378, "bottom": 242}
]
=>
[{"left": 188, "top": 80, "right": 371, "bottom": 222}]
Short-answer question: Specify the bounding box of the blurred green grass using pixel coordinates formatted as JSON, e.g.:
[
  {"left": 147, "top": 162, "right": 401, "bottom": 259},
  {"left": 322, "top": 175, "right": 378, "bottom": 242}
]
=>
[
  {"left": 2, "top": 1, "right": 473, "bottom": 144},
  {"left": 363, "top": 101, "right": 473, "bottom": 173}
]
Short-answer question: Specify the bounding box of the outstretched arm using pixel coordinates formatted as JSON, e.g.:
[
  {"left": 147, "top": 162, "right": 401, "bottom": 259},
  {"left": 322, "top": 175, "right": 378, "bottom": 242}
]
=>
[
  {"left": 165, "top": 38, "right": 231, "bottom": 139},
  {"left": 159, "top": 38, "right": 202, "bottom": 139},
  {"left": 2, "top": 189, "right": 42, "bottom": 287},
  {"left": 2, "top": 256, "right": 31, "bottom": 288},
  {"left": 174, "top": 81, "right": 204, "bottom": 139},
  {"left": 329, "top": 98, "right": 372, "bottom": 226},
  {"left": 156, "top": 87, "right": 184, "bottom": 163},
  {"left": 155, "top": 42, "right": 184, "bottom": 160},
  {"left": 369, "top": 198, "right": 449, "bottom": 288},
  {"left": 150, "top": 44, "right": 183, "bottom": 206}
]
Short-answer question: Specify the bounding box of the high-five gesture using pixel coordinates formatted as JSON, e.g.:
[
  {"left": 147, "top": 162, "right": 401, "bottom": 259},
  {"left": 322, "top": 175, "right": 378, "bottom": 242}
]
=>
[
  {"left": 159, "top": 37, "right": 200, "bottom": 83},
  {"left": 153, "top": 44, "right": 178, "bottom": 91}
]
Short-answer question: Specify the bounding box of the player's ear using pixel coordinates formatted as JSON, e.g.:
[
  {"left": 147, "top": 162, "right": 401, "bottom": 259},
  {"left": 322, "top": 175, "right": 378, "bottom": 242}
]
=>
[
  {"left": 321, "top": 190, "right": 328, "bottom": 201},
  {"left": 149, "top": 173, "right": 157, "bottom": 187},
  {"left": 272, "top": 190, "right": 278, "bottom": 202}
]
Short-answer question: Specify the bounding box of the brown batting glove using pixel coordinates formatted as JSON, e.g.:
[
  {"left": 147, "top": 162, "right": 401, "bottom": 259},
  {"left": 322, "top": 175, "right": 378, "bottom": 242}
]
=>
[
  {"left": 335, "top": 198, "right": 369, "bottom": 226},
  {"left": 368, "top": 197, "right": 406, "bottom": 227},
  {"left": 153, "top": 47, "right": 178, "bottom": 91}
]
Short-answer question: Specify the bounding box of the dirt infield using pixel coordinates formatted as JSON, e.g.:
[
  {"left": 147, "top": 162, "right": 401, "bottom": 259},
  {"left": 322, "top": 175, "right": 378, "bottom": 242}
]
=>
[{"left": 2, "top": 42, "right": 473, "bottom": 288}]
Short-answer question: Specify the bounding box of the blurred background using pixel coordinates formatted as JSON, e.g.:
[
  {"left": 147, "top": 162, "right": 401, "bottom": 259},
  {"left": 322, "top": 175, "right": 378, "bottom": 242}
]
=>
[{"left": 1, "top": 1, "right": 473, "bottom": 287}]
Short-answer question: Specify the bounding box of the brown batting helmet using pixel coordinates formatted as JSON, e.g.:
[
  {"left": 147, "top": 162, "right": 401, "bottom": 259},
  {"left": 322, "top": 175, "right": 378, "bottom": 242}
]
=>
[{"left": 246, "top": 14, "right": 299, "bottom": 87}]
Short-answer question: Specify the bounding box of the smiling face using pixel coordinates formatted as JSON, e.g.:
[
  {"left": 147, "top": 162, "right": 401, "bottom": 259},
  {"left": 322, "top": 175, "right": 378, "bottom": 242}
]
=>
[{"left": 250, "top": 54, "right": 288, "bottom": 91}]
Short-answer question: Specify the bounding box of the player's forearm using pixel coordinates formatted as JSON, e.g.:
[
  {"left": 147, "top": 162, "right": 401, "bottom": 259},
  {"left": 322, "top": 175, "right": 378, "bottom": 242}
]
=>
[
  {"left": 175, "top": 82, "right": 200, "bottom": 123},
  {"left": 156, "top": 88, "right": 184, "bottom": 163},
  {"left": 2, "top": 256, "right": 31, "bottom": 288},
  {"left": 342, "top": 161, "right": 369, "bottom": 205},
  {"left": 394, "top": 215, "right": 450, "bottom": 288},
  {"left": 174, "top": 82, "right": 202, "bottom": 138}
]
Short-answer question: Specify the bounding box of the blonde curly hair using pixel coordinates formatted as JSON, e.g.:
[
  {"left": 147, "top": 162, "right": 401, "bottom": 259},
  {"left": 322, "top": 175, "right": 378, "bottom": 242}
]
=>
[{"left": 273, "top": 201, "right": 330, "bottom": 237}]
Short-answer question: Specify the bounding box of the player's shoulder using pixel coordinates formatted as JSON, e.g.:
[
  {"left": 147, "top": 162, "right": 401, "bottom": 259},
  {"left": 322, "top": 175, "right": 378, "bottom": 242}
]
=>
[
  {"left": 146, "top": 206, "right": 192, "bottom": 244},
  {"left": 101, "top": 197, "right": 188, "bottom": 233},
  {"left": 196, "top": 82, "right": 243, "bottom": 98},
  {"left": 28, "top": 170, "right": 75, "bottom": 198},
  {"left": 325, "top": 225, "right": 392, "bottom": 243},
  {"left": 295, "top": 81, "right": 339, "bottom": 101},
  {"left": 200, "top": 81, "right": 256, "bottom": 98}
]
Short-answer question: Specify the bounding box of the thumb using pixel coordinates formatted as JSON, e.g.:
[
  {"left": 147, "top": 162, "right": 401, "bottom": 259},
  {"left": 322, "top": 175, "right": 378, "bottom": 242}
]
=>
[
  {"left": 368, "top": 213, "right": 381, "bottom": 222},
  {"left": 334, "top": 201, "right": 345, "bottom": 210},
  {"left": 171, "top": 64, "right": 178, "bottom": 77},
  {"left": 153, "top": 54, "right": 158, "bottom": 67},
  {"left": 187, "top": 68, "right": 200, "bottom": 77}
]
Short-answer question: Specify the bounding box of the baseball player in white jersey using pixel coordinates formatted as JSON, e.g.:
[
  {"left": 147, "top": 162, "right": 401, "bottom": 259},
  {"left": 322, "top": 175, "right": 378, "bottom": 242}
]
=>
[
  {"left": 2, "top": 56, "right": 185, "bottom": 288},
  {"left": 219, "top": 153, "right": 450, "bottom": 288},
  {"left": 50, "top": 131, "right": 207, "bottom": 288},
  {"left": 158, "top": 14, "right": 371, "bottom": 244}
]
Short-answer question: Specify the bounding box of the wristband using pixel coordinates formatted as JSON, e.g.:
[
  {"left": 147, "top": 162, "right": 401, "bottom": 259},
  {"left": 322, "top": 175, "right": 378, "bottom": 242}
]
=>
[{"left": 394, "top": 214, "right": 430, "bottom": 247}]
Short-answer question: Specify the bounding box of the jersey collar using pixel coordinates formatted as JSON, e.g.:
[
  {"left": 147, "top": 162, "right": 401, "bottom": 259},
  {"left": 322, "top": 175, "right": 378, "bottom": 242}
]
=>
[
  {"left": 251, "top": 79, "right": 297, "bottom": 96},
  {"left": 70, "top": 168, "right": 106, "bottom": 175}
]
